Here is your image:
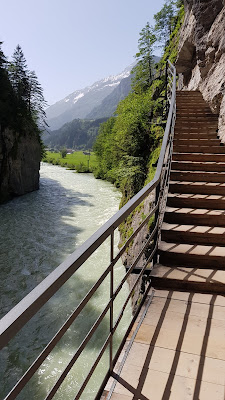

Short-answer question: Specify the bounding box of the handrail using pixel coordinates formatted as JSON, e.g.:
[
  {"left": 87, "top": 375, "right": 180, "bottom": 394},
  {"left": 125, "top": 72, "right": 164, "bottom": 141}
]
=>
[{"left": 0, "top": 60, "right": 177, "bottom": 400}]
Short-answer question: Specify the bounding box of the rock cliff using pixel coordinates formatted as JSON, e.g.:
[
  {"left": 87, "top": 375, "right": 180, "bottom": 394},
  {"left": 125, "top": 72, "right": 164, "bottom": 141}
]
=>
[
  {"left": 0, "top": 127, "right": 41, "bottom": 203},
  {"left": 176, "top": 0, "right": 225, "bottom": 140}
]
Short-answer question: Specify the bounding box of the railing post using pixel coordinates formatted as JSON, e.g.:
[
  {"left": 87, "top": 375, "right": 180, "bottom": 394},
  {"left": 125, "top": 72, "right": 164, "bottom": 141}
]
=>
[
  {"left": 109, "top": 232, "right": 114, "bottom": 372},
  {"left": 153, "top": 183, "right": 160, "bottom": 266},
  {"left": 165, "top": 60, "right": 168, "bottom": 116}
]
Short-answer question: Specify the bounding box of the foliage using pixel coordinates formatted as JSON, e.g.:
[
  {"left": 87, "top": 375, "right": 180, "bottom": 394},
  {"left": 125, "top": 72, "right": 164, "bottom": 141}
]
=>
[
  {"left": 132, "top": 22, "right": 156, "bottom": 93},
  {"left": 60, "top": 147, "right": 67, "bottom": 158},
  {"left": 27, "top": 70, "right": 48, "bottom": 130},
  {"left": 157, "top": 3, "right": 185, "bottom": 66},
  {"left": 93, "top": 117, "right": 116, "bottom": 178},
  {"left": 0, "top": 42, "right": 16, "bottom": 131},
  {"left": 94, "top": 88, "right": 163, "bottom": 201},
  {"left": 8, "top": 45, "right": 29, "bottom": 106},
  {"left": 154, "top": 0, "right": 180, "bottom": 47},
  {"left": 7, "top": 44, "right": 47, "bottom": 135},
  {"left": 93, "top": 0, "right": 184, "bottom": 207}
]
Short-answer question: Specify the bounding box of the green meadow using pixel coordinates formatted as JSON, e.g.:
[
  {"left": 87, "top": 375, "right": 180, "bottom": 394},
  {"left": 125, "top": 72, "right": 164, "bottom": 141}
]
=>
[{"left": 42, "top": 151, "right": 97, "bottom": 172}]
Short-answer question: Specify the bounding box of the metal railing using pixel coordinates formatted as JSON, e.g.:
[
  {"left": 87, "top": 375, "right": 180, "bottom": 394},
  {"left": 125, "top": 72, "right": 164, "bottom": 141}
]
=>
[{"left": 0, "top": 61, "right": 176, "bottom": 400}]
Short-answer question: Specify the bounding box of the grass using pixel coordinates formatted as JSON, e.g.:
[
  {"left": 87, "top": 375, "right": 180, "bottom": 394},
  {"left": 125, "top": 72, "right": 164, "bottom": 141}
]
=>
[{"left": 42, "top": 151, "right": 98, "bottom": 172}]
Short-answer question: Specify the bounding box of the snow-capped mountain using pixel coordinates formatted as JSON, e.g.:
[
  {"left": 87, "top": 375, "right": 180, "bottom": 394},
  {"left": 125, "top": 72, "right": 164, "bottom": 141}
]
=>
[{"left": 46, "top": 63, "right": 135, "bottom": 130}]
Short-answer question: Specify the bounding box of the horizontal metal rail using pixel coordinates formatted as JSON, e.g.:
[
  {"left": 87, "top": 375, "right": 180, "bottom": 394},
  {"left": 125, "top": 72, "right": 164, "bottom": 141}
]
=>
[{"left": 0, "top": 60, "right": 177, "bottom": 400}]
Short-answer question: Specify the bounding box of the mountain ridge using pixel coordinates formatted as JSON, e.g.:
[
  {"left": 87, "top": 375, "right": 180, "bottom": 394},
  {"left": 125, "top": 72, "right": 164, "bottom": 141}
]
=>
[{"left": 46, "top": 63, "right": 135, "bottom": 130}]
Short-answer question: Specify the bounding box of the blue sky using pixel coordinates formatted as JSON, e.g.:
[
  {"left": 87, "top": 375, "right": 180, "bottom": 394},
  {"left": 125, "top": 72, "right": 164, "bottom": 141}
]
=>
[{"left": 1, "top": 0, "right": 166, "bottom": 105}]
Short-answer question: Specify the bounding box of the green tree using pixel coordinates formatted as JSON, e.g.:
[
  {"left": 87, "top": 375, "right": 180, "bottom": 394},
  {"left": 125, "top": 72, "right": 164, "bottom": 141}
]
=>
[
  {"left": 0, "top": 42, "right": 7, "bottom": 68},
  {"left": 8, "top": 45, "right": 29, "bottom": 107},
  {"left": 0, "top": 42, "right": 16, "bottom": 130},
  {"left": 27, "top": 70, "right": 48, "bottom": 130},
  {"left": 60, "top": 147, "right": 67, "bottom": 158},
  {"left": 8, "top": 45, "right": 48, "bottom": 132},
  {"left": 132, "top": 22, "right": 156, "bottom": 93},
  {"left": 154, "top": 0, "right": 178, "bottom": 47},
  {"left": 93, "top": 117, "right": 116, "bottom": 178}
]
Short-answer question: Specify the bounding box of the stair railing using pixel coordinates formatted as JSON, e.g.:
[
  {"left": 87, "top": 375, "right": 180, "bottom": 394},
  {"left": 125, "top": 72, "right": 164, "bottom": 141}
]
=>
[{"left": 0, "top": 61, "right": 176, "bottom": 400}]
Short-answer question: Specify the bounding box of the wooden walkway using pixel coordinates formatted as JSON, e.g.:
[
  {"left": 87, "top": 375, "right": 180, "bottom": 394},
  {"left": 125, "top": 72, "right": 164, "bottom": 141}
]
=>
[
  {"left": 102, "top": 91, "right": 225, "bottom": 399},
  {"left": 102, "top": 289, "right": 225, "bottom": 399}
]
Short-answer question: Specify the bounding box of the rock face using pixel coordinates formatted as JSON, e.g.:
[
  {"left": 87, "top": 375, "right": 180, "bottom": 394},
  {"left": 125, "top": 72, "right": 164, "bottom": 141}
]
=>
[
  {"left": 0, "top": 127, "right": 41, "bottom": 203},
  {"left": 176, "top": 0, "right": 225, "bottom": 140}
]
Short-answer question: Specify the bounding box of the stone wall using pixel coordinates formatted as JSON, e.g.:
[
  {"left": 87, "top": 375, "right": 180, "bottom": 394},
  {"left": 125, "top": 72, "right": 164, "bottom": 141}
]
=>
[
  {"left": 176, "top": 0, "right": 225, "bottom": 140},
  {"left": 0, "top": 127, "right": 41, "bottom": 203}
]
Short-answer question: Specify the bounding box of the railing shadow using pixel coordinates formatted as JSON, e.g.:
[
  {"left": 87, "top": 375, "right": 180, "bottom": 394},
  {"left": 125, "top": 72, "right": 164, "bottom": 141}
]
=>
[{"left": 108, "top": 291, "right": 225, "bottom": 400}]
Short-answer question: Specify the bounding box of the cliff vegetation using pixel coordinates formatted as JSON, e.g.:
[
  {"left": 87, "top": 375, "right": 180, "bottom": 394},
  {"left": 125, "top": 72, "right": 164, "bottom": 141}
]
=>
[
  {"left": 0, "top": 44, "right": 47, "bottom": 203},
  {"left": 93, "top": 1, "right": 184, "bottom": 206}
]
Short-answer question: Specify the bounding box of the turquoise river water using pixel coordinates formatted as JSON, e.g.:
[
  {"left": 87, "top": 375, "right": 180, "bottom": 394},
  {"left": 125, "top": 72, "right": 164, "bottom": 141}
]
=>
[{"left": 0, "top": 163, "right": 132, "bottom": 400}]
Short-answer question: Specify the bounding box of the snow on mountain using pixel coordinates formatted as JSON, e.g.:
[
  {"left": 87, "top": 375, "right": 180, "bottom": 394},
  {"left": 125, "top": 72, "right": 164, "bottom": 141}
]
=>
[
  {"left": 73, "top": 93, "right": 84, "bottom": 104},
  {"left": 46, "top": 63, "right": 135, "bottom": 130}
]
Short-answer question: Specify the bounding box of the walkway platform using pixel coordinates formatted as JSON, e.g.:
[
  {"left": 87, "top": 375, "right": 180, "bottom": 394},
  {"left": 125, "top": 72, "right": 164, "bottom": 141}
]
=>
[{"left": 102, "top": 289, "right": 225, "bottom": 400}]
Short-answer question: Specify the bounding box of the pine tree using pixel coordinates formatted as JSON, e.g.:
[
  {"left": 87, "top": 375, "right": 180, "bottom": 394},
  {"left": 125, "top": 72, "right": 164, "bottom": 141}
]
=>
[
  {"left": 0, "top": 42, "right": 7, "bottom": 69},
  {"left": 0, "top": 42, "right": 15, "bottom": 130},
  {"left": 27, "top": 70, "right": 48, "bottom": 130},
  {"left": 132, "top": 23, "right": 156, "bottom": 93},
  {"left": 8, "top": 45, "right": 48, "bottom": 131},
  {"left": 8, "top": 45, "right": 29, "bottom": 107}
]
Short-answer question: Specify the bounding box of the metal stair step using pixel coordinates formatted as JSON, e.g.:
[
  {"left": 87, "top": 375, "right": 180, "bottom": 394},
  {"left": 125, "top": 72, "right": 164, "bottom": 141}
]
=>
[
  {"left": 176, "top": 111, "right": 216, "bottom": 115},
  {"left": 164, "top": 206, "right": 225, "bottom": 226},
  {"left": 177, "top": 106, "right": 212, "bottom": 110},
  {"left": 158, "top": 241, "right": 225, "bottom": 269},
  {"left": 175, "top": 127, "right": 217, "bottom": 133},
  {"left": 167, "top": 193, "right": 225, "bottom": 210},
  {"left": 173, "top": 153, "right": 225, "bottom": 162},
  {"left": 170, "top": 171, "right": 225, "bottom": 182},
  {"left": 150, "top": 264, "right": 225, "bottom": 294},
  {"left": 174, "top": 133, "right": 217, "bottom": 139},
  {"left": 171, "top": 161, "right": 225, "bottom": 172},
  {"left": 161, "top": 222, "right": 225, "bottom": 246},
  {"left": 176, "top": 117, "right": 217, "bottom": 122},
  {"left": 173, "top": 146, "right": 225, "bottom": 154},
  {"left": 169, "top": 181, "right": 225, "bottom": 195},
  {"left": 174, "top": 139, "right": 220, "bottom": 146}
]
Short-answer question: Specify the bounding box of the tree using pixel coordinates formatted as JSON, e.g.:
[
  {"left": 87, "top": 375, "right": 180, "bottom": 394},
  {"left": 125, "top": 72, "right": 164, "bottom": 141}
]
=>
[
  {"left": 132, "top": 23, "right": 156, "bottom": 93},
  {"left": 8, "top": 45, "right": 48, "bottom": 131},
  {"left": 154, "top": 0, "right": 178, "bottom": 47},
  {"left": 60, "top": 147, "right": 67, "bottom": 158},
  {"left": 0, "top": 42, "right": 7, "bottom": 69},
  {"left": 8, "top": 45, "right": 29, "bottom": 106},
  {"left": 0, "top": 42, "right": 16, "bottom": 130},
  {"left": 27, "top": 70, "right": 48, "bottom": 130}
]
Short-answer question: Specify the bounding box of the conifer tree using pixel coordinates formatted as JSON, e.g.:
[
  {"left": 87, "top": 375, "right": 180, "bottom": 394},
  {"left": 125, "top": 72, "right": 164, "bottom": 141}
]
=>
[
  {"left": 0, "top": 42, "right": 7, "bottom": 69},
  {"left": 0, "top": 42, "right": 15, "bottom": 130},
  {"left": 8, "top": 45, "right": 48, "bottom": 131},
  {"left": 27, "top": 70, "right": 48, "bottom": 130},
  {"left": 132, "top": 22, "right": 156, "bottom": 93},
  {"left": 8, "top": 45, "right": 29, "bottom": 106}
]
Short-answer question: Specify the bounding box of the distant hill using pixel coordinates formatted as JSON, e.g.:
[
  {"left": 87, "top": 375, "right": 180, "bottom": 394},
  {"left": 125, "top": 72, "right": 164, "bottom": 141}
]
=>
[
  {"left": 44, "top": 118, "right": 108, "bottom": 150},
  {"left": 46, "top": 63, "right": 135, "bottom": 130}
]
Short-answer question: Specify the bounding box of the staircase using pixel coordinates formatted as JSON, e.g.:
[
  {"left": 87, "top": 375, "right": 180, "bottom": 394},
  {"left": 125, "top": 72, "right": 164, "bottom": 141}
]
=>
[{"left": 151, "top": 91, "right": 225, "bottom": 294}]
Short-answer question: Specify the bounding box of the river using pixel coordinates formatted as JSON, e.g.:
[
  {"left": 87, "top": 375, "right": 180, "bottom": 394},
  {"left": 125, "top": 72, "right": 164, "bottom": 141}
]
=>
[{"left": 0, "top": 163, "right": 132, "bottom": 399}]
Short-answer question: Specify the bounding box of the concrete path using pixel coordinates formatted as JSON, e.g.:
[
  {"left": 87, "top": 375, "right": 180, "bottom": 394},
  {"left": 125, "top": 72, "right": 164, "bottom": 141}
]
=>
[{"left": 102, "top": 289, "right": 225, "bottom": 400}]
